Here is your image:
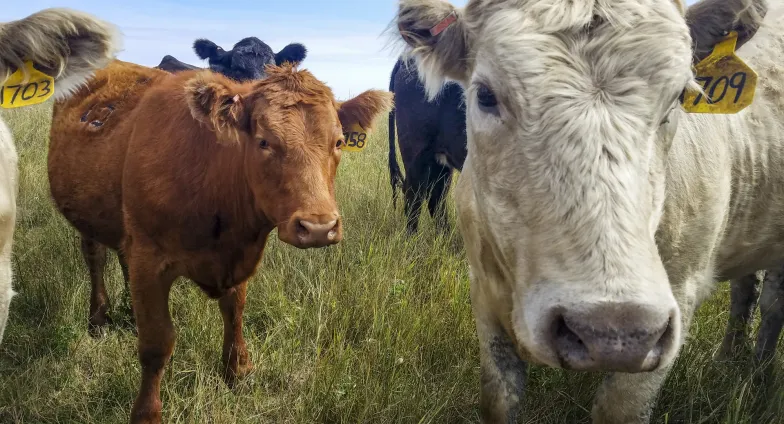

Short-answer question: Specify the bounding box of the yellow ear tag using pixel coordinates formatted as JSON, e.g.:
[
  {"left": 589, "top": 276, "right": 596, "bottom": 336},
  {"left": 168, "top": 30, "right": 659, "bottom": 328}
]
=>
[
  {"left": 680, "top": 31, "right": 757, "bottom": 114},
  {"left": 1, "top": 61, "right": 55, "bottom": 109},
  {"left": 342, "top": 123, "right": 369, "bottom": 152}
]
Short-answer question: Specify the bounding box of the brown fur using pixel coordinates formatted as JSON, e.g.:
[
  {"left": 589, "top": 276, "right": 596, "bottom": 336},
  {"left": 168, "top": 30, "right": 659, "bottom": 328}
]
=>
[{"left": 48, "top": 59, "right": 393, "bottom": 423}]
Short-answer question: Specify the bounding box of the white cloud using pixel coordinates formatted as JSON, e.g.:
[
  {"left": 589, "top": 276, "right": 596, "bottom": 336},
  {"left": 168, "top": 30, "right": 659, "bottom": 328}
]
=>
[{"left": 3, "top": 0, "right": 400, "bottom": 99}]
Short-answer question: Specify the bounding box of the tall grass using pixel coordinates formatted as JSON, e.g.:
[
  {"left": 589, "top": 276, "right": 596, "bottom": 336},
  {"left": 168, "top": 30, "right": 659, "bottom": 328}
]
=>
[{"left": 0, "top": 103, "right": 781, "bottom": 423}]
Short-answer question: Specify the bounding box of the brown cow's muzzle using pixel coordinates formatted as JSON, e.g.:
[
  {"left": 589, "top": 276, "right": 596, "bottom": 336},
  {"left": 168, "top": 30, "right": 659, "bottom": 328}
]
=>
[{"left": 279, "top": 212, "right": 342, "bottom": 248}]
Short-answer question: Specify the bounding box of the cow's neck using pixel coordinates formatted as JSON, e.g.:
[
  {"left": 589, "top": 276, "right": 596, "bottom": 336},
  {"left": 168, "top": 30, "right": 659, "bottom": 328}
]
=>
[{"left": 179, "top": 139, "right": 272, "bottom": 243}]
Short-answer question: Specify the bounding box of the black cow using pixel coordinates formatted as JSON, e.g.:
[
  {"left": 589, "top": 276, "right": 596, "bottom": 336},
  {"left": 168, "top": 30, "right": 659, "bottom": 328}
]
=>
[
  {"left": 155, "top": 37, "right": 307, "bottom": 81},
  {"left": 388, "top": 57, "right": 467, "bottom": 234},
  {"left": 156, "top": 54, "right": 199, "bottom": 72}
]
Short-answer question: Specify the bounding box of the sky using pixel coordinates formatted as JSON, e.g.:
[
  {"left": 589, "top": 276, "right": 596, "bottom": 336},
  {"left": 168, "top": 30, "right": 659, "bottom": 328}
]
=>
[{"left": 3, "top": 0, "right": 697, "bottom": 100}]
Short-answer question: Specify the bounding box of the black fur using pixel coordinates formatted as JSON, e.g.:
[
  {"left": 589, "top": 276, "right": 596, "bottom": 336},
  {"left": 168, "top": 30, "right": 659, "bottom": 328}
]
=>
[
  {"left": 275, "top": 43, "right": 307, "bottom": 66},
  {"left": 155, "top": 37, "right": 309, "bottom": 82},
  {"left": 388, "top": 57, "right": 467, "bottom": 234},
  {"left": 686, "top": 0, "right": 768, "bottom": 63}
]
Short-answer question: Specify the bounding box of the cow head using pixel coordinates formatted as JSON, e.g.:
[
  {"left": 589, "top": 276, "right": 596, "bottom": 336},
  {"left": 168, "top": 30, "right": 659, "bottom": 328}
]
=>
[
  {"left": 0, "top": 7, "right": 122, "bottom": 99},
  {"left": 193, "top": 37, "right": 308, "bottom": 82},
  {"left": 394, "top": 0, "right": 767, "bottom": 373},
  {"left": 185, "top": 64, "right": 393, "bottom": 249}
]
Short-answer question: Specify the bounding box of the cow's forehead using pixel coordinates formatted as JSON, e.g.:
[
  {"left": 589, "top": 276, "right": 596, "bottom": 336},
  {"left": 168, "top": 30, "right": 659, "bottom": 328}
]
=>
[
  {"left": 466, "top": 0, "right": 693, "bottom": 111},
  {"left": 465, "top": 0, "right": 681, "bottom": 31}
]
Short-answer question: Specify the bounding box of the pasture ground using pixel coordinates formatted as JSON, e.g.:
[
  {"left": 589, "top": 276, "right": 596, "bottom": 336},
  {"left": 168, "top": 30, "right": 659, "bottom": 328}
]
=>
[{"left": 0, "top": 103, "right": 782, "bottom": 423}]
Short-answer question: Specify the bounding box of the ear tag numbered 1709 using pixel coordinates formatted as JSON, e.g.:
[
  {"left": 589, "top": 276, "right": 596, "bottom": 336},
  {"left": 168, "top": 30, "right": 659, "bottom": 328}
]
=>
[
  {"left": 680, "top": 31, "right": 757, "bottom": 114},
  {"left": 1, "top": 61, "right": 55, "bottom": 109}
]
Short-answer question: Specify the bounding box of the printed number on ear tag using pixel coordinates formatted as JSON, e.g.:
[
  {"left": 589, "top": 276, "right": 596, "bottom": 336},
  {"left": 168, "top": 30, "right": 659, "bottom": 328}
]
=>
[
  {"left": 1, "top": 61, "right": 55, "bottom": 109},
  {"left": 680, "top": 31, "right": 757, "bottom": 114},
  {"left": 342, "top": 123, "right": 369, "bottom": 152}
]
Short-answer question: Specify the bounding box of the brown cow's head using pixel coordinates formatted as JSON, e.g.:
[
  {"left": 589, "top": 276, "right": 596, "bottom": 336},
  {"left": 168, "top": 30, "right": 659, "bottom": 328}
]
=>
[{"left": 185, "top": 64, "right": 393, "bottom": 249}]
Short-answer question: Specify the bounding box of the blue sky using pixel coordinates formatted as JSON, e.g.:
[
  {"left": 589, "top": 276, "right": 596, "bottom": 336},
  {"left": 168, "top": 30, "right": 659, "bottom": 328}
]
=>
[{"left": 3, "top": 0, "right": 696, "bottom": 99}]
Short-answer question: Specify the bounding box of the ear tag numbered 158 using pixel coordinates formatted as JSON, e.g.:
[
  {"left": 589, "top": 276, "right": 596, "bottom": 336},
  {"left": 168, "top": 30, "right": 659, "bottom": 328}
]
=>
[
  {"left": 1, "top": 61, "right": 55, "bottom": 109},
  {"left": 680, "top": 31, "right": 757, "bottom": 114},
  {"left": 342, "top": 123, "right": 369, "bottom": 152}
]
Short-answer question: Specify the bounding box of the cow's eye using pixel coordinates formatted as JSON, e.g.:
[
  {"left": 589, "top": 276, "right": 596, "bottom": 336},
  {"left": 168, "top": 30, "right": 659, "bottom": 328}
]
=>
[
  {"left": 476, "top": 83, "right": 499, "bottom": 114},
  {"left": 259, "top": 139, "right": 269, "bottom": 149},
  {"left": 335, "top": 139, "right": 344, "bottom": 149}
]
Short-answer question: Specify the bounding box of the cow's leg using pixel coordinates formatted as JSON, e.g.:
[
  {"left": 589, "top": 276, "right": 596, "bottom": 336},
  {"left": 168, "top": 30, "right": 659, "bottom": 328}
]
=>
[
  {"left": 129, "top": 251, "right": 175, "bottom": 424},
  {"left": 118, "top": 251, "right": 130, "bottom": 293},
  {"left": 117, "top": 251, "right": 135, "bottom": 318},
  {"left": 0, "top": 240, "right": 13, "bottom": 345},
  {"left": 403, "top": 166, "right": 428, "bottom": 235},
  {"left": 755, "top": 266, "right": 784, "bottom": 366},
  {"left": 427, "top": 164, "right": 453, "bottom": 235},
  {"left": 472, "top": 272, "right": 527, "bottom": 422},
  {"left": 81, "top": 236, "right": 111, "bottom": 337},
  {"left": 716, "top": 272, "right": 761, "bottom": 360},
  {"left": 477, "top": 323, "right": 528, "bottom": 423},
  {"left": 592, "top": 294, "right": 696, "bottom": 423},
  {"left": 219, "top": 280, "right": 253, "bottom": 386}
]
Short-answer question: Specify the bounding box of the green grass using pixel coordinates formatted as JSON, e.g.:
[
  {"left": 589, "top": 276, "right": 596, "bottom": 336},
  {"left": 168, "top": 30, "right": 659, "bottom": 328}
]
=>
[{"left": 0, "top": 103, "right": 782, "bottom": 424}]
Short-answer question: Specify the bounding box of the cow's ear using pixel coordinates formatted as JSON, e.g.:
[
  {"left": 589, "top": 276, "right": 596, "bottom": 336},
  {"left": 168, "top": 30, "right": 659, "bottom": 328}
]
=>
[
  {"left": 275, "top": 43, "right": 307, "bottom": 66},
  {"left": 185, "top": 72, "right": 250, "bottom": 145},
  {"left": 394, "top": 0, "right": 470, "bottom": 100},
  {"left": 685, "top": 0, "right": 767, "bottom": 64},
  {"left": 337, "top": 89, "right": 394, "bottom": 132},
  {"left": 0, "top": 7, "right": 122, "bottom": 101},
  {"left": 193, "top": 38, "right": 221, "bottom": 60}
]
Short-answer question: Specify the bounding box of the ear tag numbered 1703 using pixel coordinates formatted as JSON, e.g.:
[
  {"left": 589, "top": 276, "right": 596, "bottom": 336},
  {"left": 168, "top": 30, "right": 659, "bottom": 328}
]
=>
[
  {"left": 1, "top": 61, "right": 55, "bottom": 109},
  {"left": 680, "top": 31, "right": 757, "bottom": 114},
  {"left": 342, "top": 123, "right": 369, "bottom": 152}
]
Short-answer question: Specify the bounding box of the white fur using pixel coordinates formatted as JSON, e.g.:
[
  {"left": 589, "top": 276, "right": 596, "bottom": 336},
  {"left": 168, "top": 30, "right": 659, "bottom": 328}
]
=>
[
  {"left": 397, "top": 0, "right": 781, "bottom": 421},
  {"left": 0, "top": 119, "right": 17, "bottom": 345},
  {"left": 0, "top": 8, "right": 122, "bottom": 345}
]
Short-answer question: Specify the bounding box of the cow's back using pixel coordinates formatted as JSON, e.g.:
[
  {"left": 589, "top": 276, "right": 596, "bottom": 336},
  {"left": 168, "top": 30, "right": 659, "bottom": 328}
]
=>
[{"left": 48, "top": 59, "right": 169, "bottom": 248}]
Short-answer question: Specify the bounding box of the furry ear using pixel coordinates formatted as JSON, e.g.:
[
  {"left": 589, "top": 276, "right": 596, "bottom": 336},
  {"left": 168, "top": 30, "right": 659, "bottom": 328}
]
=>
[
  {"left": 337, "top": 89, "right": 395, "bottom": 132},
  {"left": 393, "top": 0, "right": 470, "bottom": 100},
  {"left": 185, "top": 71, "right": 250, "bottom": 145},
  {"left": 686, "top": 0, "right": 767, "bottom": 64},
  {"left": 275, "top": 43, "right": 307, "bottom": 66},
  {"left": 193, "top": 38, "right": 222, "bottom": 60},
  {"left": 0, "top": 7, "right": 122, "bottom": 100}
]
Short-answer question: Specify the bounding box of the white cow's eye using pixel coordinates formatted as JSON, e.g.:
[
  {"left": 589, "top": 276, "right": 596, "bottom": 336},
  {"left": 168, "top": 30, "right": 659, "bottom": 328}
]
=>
[{"left": 476, "top": 83, "right": 499, "bottom": 115}]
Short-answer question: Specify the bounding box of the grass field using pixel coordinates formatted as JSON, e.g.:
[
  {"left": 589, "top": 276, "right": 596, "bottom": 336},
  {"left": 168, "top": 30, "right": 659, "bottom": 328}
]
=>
[{"left": 0, "top": 102, "right": 782, "bottom": 424}]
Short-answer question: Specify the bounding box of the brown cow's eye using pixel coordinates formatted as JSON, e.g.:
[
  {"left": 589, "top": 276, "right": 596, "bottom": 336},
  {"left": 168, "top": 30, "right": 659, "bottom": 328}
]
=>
[
  {"left": 259, "top": 139, "right": 269, "bottom": 149},
  {"left": 335, "top": 139, "right": 344, "bottom": 149}
]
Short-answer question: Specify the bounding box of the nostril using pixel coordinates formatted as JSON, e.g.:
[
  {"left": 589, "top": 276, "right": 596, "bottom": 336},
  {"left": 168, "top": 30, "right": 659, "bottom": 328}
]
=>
[
  {"left": 296, "top": 220, "right": 309, "bottom": 238},
  {"left": 553, "top": 315, "right": 590, "bottom": 364},
  {"left": 654, "top": 315, "right": 675, "bottom": 353},
  {"left": 326, "top": 219, "right": 339, "bottom": 240}
]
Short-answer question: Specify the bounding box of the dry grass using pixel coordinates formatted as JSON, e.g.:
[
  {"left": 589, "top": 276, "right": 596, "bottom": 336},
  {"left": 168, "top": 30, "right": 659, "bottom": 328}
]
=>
[{"left": 0, "top": 103, "right": 781, "bottom": 423}]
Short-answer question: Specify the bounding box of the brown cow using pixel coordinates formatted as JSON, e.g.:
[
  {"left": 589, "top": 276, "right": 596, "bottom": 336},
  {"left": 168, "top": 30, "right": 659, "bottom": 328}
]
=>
[{"left": 48, "top": 59, "right": 392, "bottom": 423}]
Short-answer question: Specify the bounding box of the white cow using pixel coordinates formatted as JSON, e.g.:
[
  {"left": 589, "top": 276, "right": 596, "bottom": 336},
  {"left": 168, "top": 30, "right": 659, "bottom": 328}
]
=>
[
  {"left": 0, "top": 8, "right": 122, "bottom": 345},
  {"left": 394, "top": 0, "right": 778, "bottom": 422}
]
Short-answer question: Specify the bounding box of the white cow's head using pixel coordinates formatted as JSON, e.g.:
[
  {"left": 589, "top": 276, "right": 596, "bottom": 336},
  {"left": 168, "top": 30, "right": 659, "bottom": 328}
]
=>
[{"left": 394, "top": 0, "right": 767, "bottom": 373}]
